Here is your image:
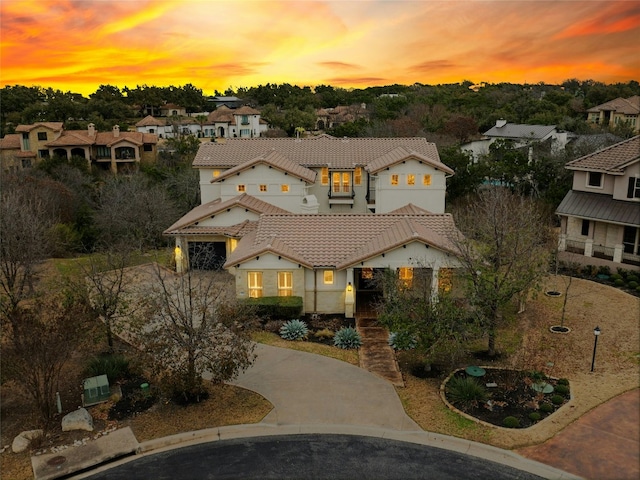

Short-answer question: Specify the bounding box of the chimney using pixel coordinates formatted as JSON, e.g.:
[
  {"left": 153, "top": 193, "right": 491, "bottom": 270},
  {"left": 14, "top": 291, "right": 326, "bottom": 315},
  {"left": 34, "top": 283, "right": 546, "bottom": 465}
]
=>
[
  {"left": 113, "top": 125, "right": 120, "bottom": 137},
  {"left": 88, "top": 123, "right": 95, "bottom": 137},
  {"left": 496, "top": 119, "right": 507, "bottom": 128}
]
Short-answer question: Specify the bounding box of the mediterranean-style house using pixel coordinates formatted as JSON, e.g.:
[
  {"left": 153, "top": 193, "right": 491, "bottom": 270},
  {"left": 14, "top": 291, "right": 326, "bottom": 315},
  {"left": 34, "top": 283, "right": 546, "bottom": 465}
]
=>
[
  {"left": 556, "top": 135, "right": 640, "bottom": 268},
  {"left": 135, "top": 106, "right": 269, "bottom": 140},
  {"left": 1, "top": 122, "right": 158, "bottom": 174},
  {"left": 586, "top": 96, "right": 640, "bottom": 134},
  {"left": 462, "top": 119, "right": 569, "bottom": 162},
  {"left": 164, "top": 135, "right": 461, "bottom": 318}
]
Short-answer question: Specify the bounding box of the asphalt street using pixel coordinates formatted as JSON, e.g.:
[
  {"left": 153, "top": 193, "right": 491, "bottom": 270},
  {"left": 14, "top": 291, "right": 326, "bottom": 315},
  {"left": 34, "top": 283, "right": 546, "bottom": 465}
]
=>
[{"left": 84, "top": 434, "right": 546, "bottom": 480}]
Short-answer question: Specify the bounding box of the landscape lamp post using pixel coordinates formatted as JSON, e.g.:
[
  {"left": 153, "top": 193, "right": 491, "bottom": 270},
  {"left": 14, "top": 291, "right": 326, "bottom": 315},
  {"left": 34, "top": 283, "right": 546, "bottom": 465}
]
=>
[{"left": 590, "top": 326, "right": 601, "bottom": 372}]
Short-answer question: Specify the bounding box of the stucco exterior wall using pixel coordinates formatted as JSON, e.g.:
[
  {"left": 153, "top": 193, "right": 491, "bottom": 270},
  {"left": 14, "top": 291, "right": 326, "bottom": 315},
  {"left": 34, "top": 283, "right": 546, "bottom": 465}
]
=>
[
  {"left": 374, "top": 160, "right": 447, "bottom": 213},
  {"left": 571, "top": 171, "right": 615, "bottom": 195},
  {"left": 613, "top": 162, "right": 640, "bottom": 201},
  {"left": 304, "top": 269, "right": 348, "bottom": 314}
]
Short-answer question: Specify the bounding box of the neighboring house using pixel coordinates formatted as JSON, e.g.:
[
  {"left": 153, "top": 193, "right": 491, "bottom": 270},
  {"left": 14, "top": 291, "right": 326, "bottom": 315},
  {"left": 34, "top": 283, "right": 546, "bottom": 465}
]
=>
[
  {"left": 1, "top": 122, "right": 64, "bottom": 172},
  {"left": 164, "top": 135, "right": 460, "bottom": 318},
  {"left": 586, "top": 96, "right": 640, "bottom": 133},
  {"left": 159, "top": 103, "right": 187, "bottom": 117},
  {"left": 315, "top": 104, "right": 369, "bottom": 131},
  {"left": 206, "top": 96, "right": 244, "bottom": 109},
  {"left": 135, "top": 106, "right": 268, "bottom": 140},
  {"left": 1, "top": 122, "right": 158, "bottom": 174},
  {"left": 556, "top": 135, "right": 640, "bottom": 267},
  {"left": 462, "top": 119, "right": 569, "bottom": 162}
]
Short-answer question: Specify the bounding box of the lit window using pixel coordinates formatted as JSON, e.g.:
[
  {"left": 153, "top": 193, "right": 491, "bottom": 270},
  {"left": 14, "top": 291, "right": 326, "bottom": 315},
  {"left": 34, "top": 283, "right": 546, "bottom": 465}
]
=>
[
  {"left": 248, "top": 272, "right": 262, "bottom": 298},
  {"left": 213, "top": 170, "right": 220, "bottom": 178},
  {"left": 278, "top": 271, "right": 293, "bottom": 296},
  {"left": 361, "top": 268, "right": 373, "bottom": 279},
  {"left": 423, "top": 174, "right": 432, "bottom": 186},
  {"left": 321, "top": 167, "right": 329, "bottom": 185},
  {"left": 237, "top": 184, "right": 246, "bottom": 192},
  {"left": 259, "top": 184, "right": 267, "bottom": 192},
  {"left": 354, "top": 167, "right": 362, "bottom": 185},
  {"left": 230, "top": 238, "right": 238, "bottom": 252},
  {"left": 439, "top": 269, "right": 452, "bottom": 293},
  {"left": 587, "top": 172, "right": 603, "bottom": 188},
  {"left": 323, "top": 270, "right": 334, "bottom": 284},
  {"left": 391, "top": 174, "right": 399, "bottom": 186},
  {"left": 281, "top": 184, "right": 289, "bottom": 192},
  {"left": 407, "top": 174, "right": 415, "bottom": 186},
  {"left": 399, "top": 267, "right": 413, "bottom": 288}
]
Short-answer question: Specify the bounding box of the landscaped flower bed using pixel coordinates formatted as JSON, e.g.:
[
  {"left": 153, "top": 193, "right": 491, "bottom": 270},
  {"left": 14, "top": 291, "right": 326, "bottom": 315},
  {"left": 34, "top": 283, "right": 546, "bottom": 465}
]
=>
[{"left": 442, "top": 368, "right": 571, "bottom": 428}]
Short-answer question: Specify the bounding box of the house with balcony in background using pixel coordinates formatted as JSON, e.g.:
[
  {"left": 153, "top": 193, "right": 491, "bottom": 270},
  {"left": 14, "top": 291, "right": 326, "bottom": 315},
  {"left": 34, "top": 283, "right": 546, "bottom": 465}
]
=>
[
  {"left": 556, "top": 135, "right": 640, "bottom": 268},
  {"left": 164, "top": 135, "right": 461, "bottom": 318},
  {"left": 1, "top": 122, "right": 158, "bottom": 174},
  {"left": 586, "top": 96, "right": 640, "bottom": 134},
  {"left": 462, "top": 119, "right": 569, "bottom": 162}
]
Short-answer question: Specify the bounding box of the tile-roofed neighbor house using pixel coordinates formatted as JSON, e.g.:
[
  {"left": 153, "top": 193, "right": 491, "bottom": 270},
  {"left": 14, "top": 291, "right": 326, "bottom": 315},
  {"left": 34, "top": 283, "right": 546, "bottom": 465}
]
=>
[
  {"left": 586, "top": 96, "right": 640, "bottom": 133},
  {"left": 166, "top": 134, "right": 463, "bottom": 318},
  {"left": 556, "top": 135, "right": 640, "bottom": 267},
  {"left": 2, "top": 122, "right": 63, "bottom": 172}
]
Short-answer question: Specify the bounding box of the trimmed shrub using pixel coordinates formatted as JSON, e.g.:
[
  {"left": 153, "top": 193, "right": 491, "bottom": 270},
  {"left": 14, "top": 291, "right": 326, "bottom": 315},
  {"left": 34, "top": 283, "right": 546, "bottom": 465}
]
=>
[
  {"left": 446, "top": 376, "right": 488, "bottom": 410},
  {"left": 557, "top": 378, "right": 569, "bottom": 386},
  {"left": 551, "top": 394, "right": 565, "bottom": 405},
  {"left": 528, "top": 412, "right": 541, "bottom": 421},
  {"left": 615, "top": 279, "right": 625, "bottom": 286},
  {"left": 628, "top": 281, "right": 638, "bottom": 289},
  {"left": 555, "top": 384, "right": 570, "bottom": 395},
  {"left": 610, "top": 273, "right": 623, "bottom": 281},
  {"left": 333, "top": 327, "right": 362, "bottom": 349},
  {"left": 388, "top": 331, "right": 418, "bottom": 350},
  {"left": 85, "top": 354, "right": 130, "bottom": 383},
  {"left": 245, "top": 296, "right": 303, "bottom": 320},
  {"left": 627, "top": 275, "right": 639, "bottom": 283},
  {"left": 279, "top": 319, "right": 309, "bottom": 341},
  {"left": 503, "top": 416, "right": 520, "bottom": 428},
  {"left": 540, "top": 403, "right": 554, "bottom": 413}
]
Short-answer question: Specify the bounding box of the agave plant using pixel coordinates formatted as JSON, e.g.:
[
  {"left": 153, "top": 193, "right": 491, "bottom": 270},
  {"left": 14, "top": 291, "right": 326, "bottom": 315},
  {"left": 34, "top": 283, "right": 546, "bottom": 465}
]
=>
[
  {"left": 388, "top": 331, "right": 417, "bottom": 350},
  {"left": 279, "top": 319, "right": 309, "bottom": 341},
  {"left": 333, "top": 326, "right": 362, "bottom": 349}
]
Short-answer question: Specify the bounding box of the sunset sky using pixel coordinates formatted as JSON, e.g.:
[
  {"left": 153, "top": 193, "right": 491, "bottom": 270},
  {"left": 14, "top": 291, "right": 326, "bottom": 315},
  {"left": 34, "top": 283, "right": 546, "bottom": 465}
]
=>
[{"left": 1, "top": 0, "right": 639, "bottom": 97}]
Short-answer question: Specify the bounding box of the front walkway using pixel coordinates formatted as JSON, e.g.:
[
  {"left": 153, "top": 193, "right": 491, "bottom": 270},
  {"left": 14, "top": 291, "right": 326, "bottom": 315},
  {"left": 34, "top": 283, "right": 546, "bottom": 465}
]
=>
[{"left": 356, "top": 316, "right": 404, "bottom": 386}]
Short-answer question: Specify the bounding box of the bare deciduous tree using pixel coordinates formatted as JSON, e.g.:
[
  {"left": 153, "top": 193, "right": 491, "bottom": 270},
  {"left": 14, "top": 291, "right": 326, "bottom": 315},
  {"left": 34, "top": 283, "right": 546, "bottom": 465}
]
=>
[
  {"left": 1, "top": 295, "right": 93, "bottom": 422},
  {"left": 450, "top": 188, "right": 554, "bottom": 357},
  {"left": 134, "top": 265, "right": 256, "bottom": 403},
  {"left": 0, "top": 189, "right": 52, "bottom": 317}
]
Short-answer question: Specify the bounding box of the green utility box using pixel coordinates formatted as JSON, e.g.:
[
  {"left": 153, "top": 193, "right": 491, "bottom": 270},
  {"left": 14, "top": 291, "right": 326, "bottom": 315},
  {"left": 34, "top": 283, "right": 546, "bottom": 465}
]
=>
[{"left": 82, "top": 374, "right": 111, "bottom": 407}]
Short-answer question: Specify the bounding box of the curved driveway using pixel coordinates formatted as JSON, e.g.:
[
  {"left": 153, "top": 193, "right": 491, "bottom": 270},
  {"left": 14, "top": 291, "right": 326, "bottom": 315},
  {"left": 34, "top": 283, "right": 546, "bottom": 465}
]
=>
[{"left": 227, "top": 343, "right": 419, "bottom": 430}]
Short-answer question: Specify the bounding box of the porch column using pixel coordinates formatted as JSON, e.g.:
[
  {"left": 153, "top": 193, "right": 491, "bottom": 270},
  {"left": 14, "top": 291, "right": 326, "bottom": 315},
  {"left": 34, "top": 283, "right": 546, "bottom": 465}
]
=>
[
  {"left": 584, "top": 239, "right": 594, "bottom": 257},
  {"left": 430, "top": 267, "right": 440, "bottom": 302},
  {"left": 613, "top": 244, "right": 624, "bottom": 263},
  {"left": 558, "top": 233, "right": 567, "bottom": 252},
  {"left": 345, "top": 268, "right": 355, "bottom": 318}
]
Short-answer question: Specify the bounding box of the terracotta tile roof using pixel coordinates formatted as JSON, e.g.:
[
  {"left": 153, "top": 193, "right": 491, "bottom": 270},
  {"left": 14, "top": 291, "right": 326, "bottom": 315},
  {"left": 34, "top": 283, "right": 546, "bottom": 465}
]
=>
[
  {"left": 45, "top": 130, "right": 94, "bottom": 147},
  {"left": 0, "top": 134, "right": 21, "bottom": 149},
  {"left": 365, "top": 146, "right": 453, "bottom": 175},
  {"left": 168, "top": 220, "right": 258, "bottom": 238},
  {"left": 565, "top": 135, "right": 640, "bottom": 173},
  {"left": 135, "top": 115, "right": 165, "bottom": 127},
  {"left": 234, "top": 106, "right": 261, "bottom": 115},
  {"left": 16, "top": 151, "right": 36, "bottom": 158},
  {"left": 224, "top": 213, "right": 460, "bottom": 269},
  {"left": 207, "top": 106, "right": 235, "bottom": 123},
  {"left": 193, "top": 135, "right": 444, "bottom": 170},
  {"left": 586, "top": 96, "right": 640, "bottom": 115},
  {"left": 556, "top": 190, "right": 640, "bottom": 226},
  {"left": 213, "top": 150, "right": 317, "bottom": 184},
  {"left": 15, "top": 122, "right": 63, "bottom": 133},
  {"left": 164, "top": 194, "right": 289, "bottom": 234}
]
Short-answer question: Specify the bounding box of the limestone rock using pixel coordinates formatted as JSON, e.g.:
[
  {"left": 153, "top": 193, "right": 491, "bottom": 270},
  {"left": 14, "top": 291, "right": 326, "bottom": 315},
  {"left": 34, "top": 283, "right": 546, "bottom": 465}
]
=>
[
  {"left": 12, "top": 430, "right": 43, "bottom": 453},
  {"left": 62, "top": 408, "right": 94, "bottom": 432}
]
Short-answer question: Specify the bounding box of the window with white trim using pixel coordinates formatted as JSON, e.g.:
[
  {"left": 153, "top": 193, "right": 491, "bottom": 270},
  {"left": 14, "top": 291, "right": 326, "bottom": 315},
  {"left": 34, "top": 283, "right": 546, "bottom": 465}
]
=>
[
  {"left": 407, "top": 174, "right": 415, "bottom": 186},
  {"left": 321, "top": 167, "right": 329, "bottom": 185},
  {"left": 278, "top": 271, "right": 293, "bottom": 296},
  {"left": 391, "top": 174, "right": 399, "bottom": 186},
  {"left": 248, "top": 272, "right": 262, "bottom": 298},
  {"left": 237, "top": 184, "right": 246, "bottom": 192},
  {"left": 259, "top": 184, "right": 267, "bottom": 192},
  {"left": 332, "top": 172, "right": 351, "bottom": 193},
  {"left": 281, "top": 184, "right": 289, "bottom": 192},
  {"left": 423, "top": 174, "right": 432, "bottom": 186},
  {"left": 323, "top": 270, "right": 334, "bottom": 285},
  {"left": 627, "top": 177, "right": 640, "bottom": 199}
]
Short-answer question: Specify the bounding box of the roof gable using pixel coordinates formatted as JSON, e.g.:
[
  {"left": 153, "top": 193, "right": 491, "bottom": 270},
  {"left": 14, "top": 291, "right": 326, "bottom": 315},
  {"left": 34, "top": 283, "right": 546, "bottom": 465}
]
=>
[
  {"left": 213, "top": 150, "right": 317, "bottom": 184},
  {"left": 566, "top": 135, "right": 640, "bottom": 174},
  {"left": 365, "top": 146, "right": 454, "bottom": 175}
]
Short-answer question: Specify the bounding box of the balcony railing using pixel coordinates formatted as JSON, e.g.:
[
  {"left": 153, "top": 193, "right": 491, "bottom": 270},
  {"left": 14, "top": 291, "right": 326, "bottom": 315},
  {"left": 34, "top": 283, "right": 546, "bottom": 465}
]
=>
[
  {"left": 565, "top": 239, "right": 586, "bottom": 255},
  {"left": 592, "top": 244, "right": 614, "bottom": 260},
  {"left": 622, "top": 252, "right": 640, "bottom": 266}
]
